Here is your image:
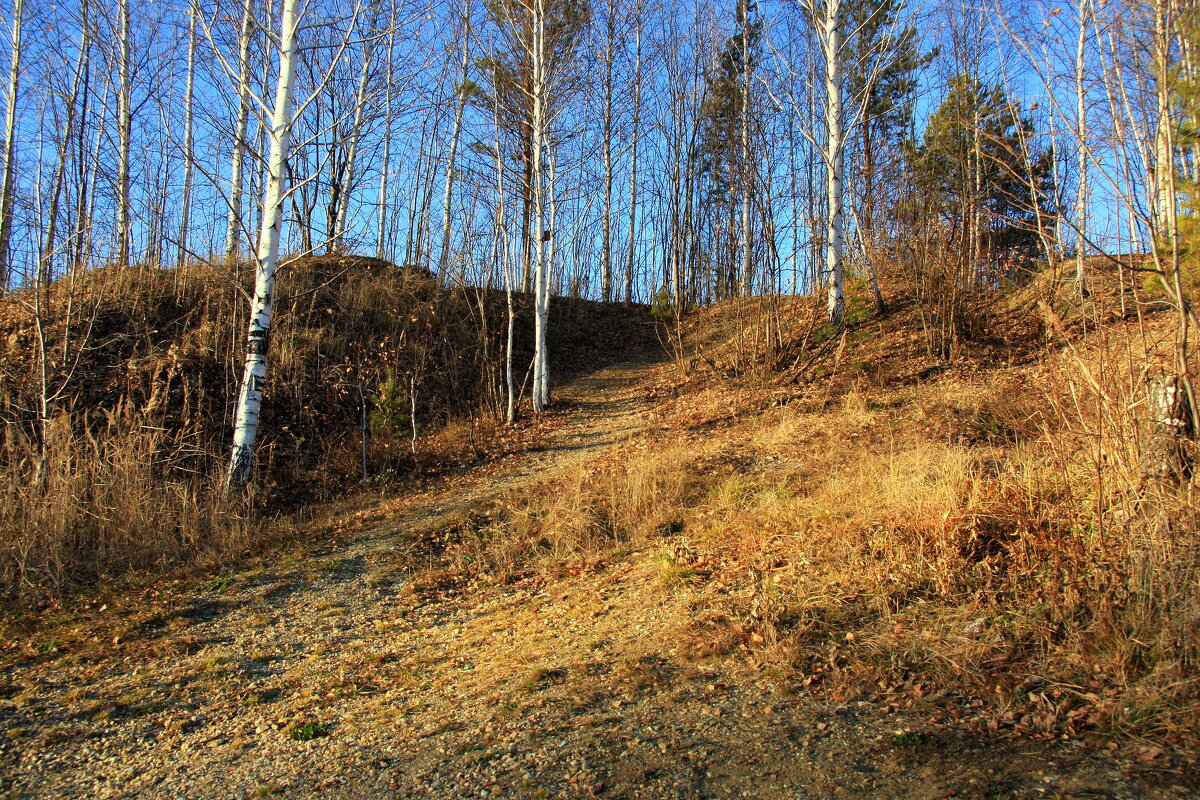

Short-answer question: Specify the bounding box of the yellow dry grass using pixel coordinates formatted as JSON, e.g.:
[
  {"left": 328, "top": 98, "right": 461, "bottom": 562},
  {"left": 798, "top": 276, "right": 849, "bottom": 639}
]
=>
[{"left": 450, "top": 310, "right": 1200, "bottom": 746}]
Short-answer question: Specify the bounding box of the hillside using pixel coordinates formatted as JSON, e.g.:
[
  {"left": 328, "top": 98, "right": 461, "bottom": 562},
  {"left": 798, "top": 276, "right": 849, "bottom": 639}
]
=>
[
  {"left": 0, "top": 258, "right": 655, "bottom": 600},
  {"left": 1, "top": 267, "right": 1197, "bottom": 798}
]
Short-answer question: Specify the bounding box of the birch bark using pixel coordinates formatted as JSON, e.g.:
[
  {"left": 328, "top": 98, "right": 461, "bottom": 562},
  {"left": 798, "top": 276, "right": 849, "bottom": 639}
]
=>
[
  {"left": 624, "top": 13, "right": 642, "bottom": 303},
  {"left": 334, "top": 5, "right": 379, "bottom": 250},
  {"left": 116, "top": 0, "right": 133, "bottom": 268},
  {"left": 1074, "top": 0, "right": 1091, "bottom": 292},
  {"left": 438, "top": 3, "right": 472, "bottom": 276},
  {"left": 739, "top": 1, "right": 753, "bottom": 297},
  {"left": 226, "top": 0, "right": 300, "bottom": 493},
  {"left": 531, "top": 0, "right": 549, "bottom": 413},
  {"left": 494, "top": 99, "right": 516, "bottom": 423},
  {"left": 821, "top": 0, "right": 845, "bottom": 324},
  {"left": 377, "top": 30, "right": 395, "bottom": 261},
  {"left": 599, "top": 0, "right": 616, "bottom": 302},
  {"left": 178, "top": 10, "right": 197, "bottom": 270}
]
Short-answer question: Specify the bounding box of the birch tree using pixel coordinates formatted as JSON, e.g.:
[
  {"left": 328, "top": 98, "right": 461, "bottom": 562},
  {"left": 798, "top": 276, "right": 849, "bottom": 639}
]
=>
[
  {"left": 817, "top": 0, "right": 846, "bottom": 323},
  {"left": 115, "top": 0, "right": 133, "bottom": 268},
  {"left": 438, "top": 0, "right": 473, "bottom": 275},
  {"left": 1073, "top": 0, "right": 1092, "bottom": 291},
  {"left": 226, "top": 0, "right": 300, "bottom": 492},
  {"left": 332, "top": 1, "right": 382, "bottom": 251},
  {"left": 178, "top": 9, "right": 197, "bottom": 270},
  {"left": 225, "top": 0, "right": 371, "bottom": 492},
  {"left": 624, "top": 1, "right": 643, "bottom": 302},
  {"left": 529, "top": 0, "right": 551, "bottom": 411}
]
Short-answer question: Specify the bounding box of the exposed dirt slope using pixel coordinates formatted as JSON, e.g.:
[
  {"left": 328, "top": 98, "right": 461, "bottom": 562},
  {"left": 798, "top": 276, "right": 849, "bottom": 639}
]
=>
[{"left": 1, "top": 346, "right": 1192, "bottom": 799}]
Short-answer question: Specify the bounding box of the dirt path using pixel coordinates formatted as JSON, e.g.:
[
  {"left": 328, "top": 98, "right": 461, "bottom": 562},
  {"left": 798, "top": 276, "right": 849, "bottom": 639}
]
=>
[{"left": 0, "top": 356, "right": 1191, "bottom": 800}]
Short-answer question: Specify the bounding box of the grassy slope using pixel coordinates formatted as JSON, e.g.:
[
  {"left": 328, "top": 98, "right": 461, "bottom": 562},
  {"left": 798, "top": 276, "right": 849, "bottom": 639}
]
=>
[
  {"left": 3, "top": 260, "right": 1197, "bottom": 768},
  {"left": 443, "top": 267, "right": 1199, "bottom": 753}
]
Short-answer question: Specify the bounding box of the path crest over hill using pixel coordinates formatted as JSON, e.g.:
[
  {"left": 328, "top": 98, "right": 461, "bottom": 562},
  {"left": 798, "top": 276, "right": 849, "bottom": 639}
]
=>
[{"left": 0, "top": 353, "right": 1189, "bottom": 799}]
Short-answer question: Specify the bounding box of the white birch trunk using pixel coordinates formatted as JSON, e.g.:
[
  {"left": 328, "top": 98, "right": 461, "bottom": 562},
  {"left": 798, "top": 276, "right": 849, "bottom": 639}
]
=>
[
  {"left": 599, "top": 1, "right": 616, "bottom": 302},
  {"left": 377, "top": 31, "right": 395, "bottom": 261},
  {"left": 40, "top": 30, "right": 89, "bottom": 286},
  {"left": 739, "top": 3, "right": 753, "bottom": 298},
  {"left": 377, "top": 139, "right": 390, "bottom": 260},
  {"left": 625, "top": 13, "right": 642, "bottom": 303},
  {"left": 821, "top": 0, "right": 844, "bottom": 324},
  {"left": 224, "top": 0, "right": 255, "bottom": 264},
  {"left": 0, "top": 0, "right": 22, "bottom": 288},
  {"left": 77, "top": 66, "right": 108, "bottom": 275},
  {"left": 541, "top": 147, "right": 557, "bottom": 409},
  {"left": 226, "top": 0, "right": 300, "bottom": 493},
  {"left": 334, "top": 9, "right": 378, "bottom": 250},
  {"left": 1074, "top": 0, "right": 1090, "bottom": 292},
  {"left": 116, "top": 0, "right": 132, "bottom": 268},
  {"left": 494, "top": 98, "right": 516, "bottom": 423},
  {"left": 531, "top": 0, "right": 549, "bottom": 413}
]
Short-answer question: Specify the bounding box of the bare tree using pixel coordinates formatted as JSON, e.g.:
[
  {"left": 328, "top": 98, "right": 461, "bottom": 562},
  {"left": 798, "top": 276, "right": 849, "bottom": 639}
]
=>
[
  {"left": 225, "top": 0, "right": 369, "bottom": 492},
  {"left": 0, "top": 0, "right": 22, "bottom": 289},
  {"left": 223, "top": 0, "right": 256, "bottom": 265}
]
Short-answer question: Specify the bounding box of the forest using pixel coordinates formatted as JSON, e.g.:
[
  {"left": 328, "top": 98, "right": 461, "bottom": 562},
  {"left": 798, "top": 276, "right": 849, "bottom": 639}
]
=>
[{"left": 1, "top": 0, "right": 1199, "bottom": 795}]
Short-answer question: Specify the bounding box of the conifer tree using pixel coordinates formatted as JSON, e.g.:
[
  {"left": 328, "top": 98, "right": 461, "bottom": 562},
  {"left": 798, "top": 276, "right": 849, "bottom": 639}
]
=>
[{"left": 911, "top": 75, "right": 1056, "bottom": 281}]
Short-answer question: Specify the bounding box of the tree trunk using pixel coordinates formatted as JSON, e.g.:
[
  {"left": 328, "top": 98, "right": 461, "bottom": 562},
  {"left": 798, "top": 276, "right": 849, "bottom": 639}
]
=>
[
  {"left": 226, "top": 0, "right": 300, "bottom": 494},
  {"left": 334, "top": 4, "right": 379, "bottom": 251},
  {"left": 739, "top": 1, "right": 753, "bottom": 298},
  {"left": 116, "top": 0, "right": 133, "bottom": 268},
  {"left": 438, "top": 4, "right": 471, "bottom": 276},
  {"left": 178, "top": 11, "right": 197, "bottom": 270},
  {"left": 600, "top": 1, "right": 616, "bottom": 302},
  {"left": 1074, "top": 0, "right": 1091, "bottom": 293},
  {"left": 41, "top": 16, "right": 89, "bottom": 289},
  {"left": 531, "top": 0, "right": 549, "bottom": 413},
  {"left": 376, "top": 29, "right": 395, "bottom": 260},
  {"left": 224, "top": 0, "right": 255, "bottom": 264},
  {"left": 821, "top": 0, "right": 845, "bottom": 324},
  {"left": 1144, "top": 375, "right": 1193, "bottom": 483},
  {"left": 0, "top": 0, "right": 22, "bottom": 289},
  {"left": 625, "top": 13, "right": 642, "bottom": 304}
]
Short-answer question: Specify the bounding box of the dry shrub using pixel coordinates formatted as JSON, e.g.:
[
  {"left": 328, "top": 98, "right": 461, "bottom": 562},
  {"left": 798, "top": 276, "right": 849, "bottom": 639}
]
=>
[
  {"left": 526, "top": 361, "right": 1195, "bottom": 743},
  {"left": 0, "top": 409, "right": 249, "bottom": 602},
  {"left": 708, "top": 360, "right": 1198, "bottom": 743}
]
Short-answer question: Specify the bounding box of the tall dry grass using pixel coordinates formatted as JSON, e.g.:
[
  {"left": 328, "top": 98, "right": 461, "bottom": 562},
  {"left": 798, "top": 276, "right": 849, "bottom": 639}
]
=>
[
  {"left": 445, "top": 441, "right": 699, "bottom": 580},
  {"left": 448, "top": 337, "right": 1198, "bottom": 744},
  {"left": 0, "top": 409, "right": 250, "bottom": 603}
]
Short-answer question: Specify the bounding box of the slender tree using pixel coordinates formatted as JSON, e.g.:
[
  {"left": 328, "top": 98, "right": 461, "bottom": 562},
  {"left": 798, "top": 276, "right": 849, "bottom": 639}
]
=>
[
  {"left": 226, "top": 0, "right": 302, "bottom": 493},
  {"left": 223, "top": 0, "right": 256, "bottom": 265},
  {"left": 0, "top": 0, "right": 22, "bottom": 289}
]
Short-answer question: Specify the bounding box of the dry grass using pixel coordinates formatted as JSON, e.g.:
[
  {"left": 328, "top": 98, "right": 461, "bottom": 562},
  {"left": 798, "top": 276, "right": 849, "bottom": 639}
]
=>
[
  {"left": 0, "top": 411, "right": 250, "bottom": 602},
  {"left": 443, "top": 439, "right": 699, "bottom": 581},
  {"left": 442, "top": 301, "right": 1200, "bottom": 747},
  {"left": 0, "top": 258, "right": 655, "bottom": 602}
]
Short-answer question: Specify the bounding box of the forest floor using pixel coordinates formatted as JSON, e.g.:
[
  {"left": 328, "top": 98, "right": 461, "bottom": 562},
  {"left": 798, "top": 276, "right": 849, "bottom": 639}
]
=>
[{"left": 0, "top": 348, "right": 1195, "bottom": 799}]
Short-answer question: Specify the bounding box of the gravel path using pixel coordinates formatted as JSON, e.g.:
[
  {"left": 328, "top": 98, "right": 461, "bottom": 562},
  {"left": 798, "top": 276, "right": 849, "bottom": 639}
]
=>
[{"left": 1, "top": 357, "right": 1193, "bottom": 799}]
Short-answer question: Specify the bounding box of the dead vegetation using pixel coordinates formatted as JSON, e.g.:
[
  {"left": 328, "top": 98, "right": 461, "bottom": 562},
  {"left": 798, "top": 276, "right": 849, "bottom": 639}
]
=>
[
  {"left": 424, "top": 266, "right": 1200, "bottom": 752},
  {"left": 0, "top": 258, "right": 653, "bottom": 602},
  {"left": 4, "top": 252, "right": 1197, "bottom": 757}
]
